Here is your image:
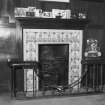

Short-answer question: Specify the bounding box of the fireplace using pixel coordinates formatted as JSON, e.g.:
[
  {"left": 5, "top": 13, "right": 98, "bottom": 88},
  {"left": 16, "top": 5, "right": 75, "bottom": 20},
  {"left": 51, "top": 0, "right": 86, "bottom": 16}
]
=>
[
  {"left": 39, "top": 44, "right": 69, "bottom": 90},
  {"left": 23, "top": 29, "right": 83, "bottom": 92}
]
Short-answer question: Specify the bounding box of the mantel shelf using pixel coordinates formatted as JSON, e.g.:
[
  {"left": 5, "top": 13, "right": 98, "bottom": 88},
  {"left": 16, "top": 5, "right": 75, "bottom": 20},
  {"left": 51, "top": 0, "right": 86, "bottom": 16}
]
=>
[{"left": 16, "top": 17, "right": 89, "bottom": 29}]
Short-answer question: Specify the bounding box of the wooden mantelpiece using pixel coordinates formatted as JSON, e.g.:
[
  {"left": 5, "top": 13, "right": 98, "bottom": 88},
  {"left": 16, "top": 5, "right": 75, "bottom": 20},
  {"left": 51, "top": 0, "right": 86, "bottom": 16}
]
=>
[{"left": 16, "top": 17, "right": 89, "bottom": 29}]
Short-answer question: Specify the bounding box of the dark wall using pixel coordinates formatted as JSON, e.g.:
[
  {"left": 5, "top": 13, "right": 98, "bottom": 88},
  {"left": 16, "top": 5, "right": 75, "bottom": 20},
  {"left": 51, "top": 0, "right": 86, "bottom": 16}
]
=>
[
  {"left": 0, "top": 25, "right": 23, "bottom": 92},
  {"left": 70, "top": 0, "right": 104, "bottom": 58},
  {"left": 14, "top": 0, "right": 70, "bottom": 10},
  {"left": 14, "top": 0, "right": 39, "bottom": 8}
]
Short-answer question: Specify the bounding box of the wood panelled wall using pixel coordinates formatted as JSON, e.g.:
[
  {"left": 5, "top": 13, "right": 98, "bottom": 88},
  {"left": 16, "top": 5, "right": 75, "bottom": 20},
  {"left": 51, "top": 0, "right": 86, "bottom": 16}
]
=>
[
  {"left": 0, "top": 25, "right": 22, "bottom": 92},
  {"left": 14, "top": 0, "right": 39, "bottom": 8},
  {"left": 70, "top": 0, "right": 104, "bottom": 57}
]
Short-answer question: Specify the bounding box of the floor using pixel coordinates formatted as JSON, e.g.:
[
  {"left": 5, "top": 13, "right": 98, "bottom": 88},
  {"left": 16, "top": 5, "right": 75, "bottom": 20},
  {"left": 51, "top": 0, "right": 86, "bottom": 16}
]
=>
[{"left": 0, "top": 93, "right": 105, "bottom": 105}]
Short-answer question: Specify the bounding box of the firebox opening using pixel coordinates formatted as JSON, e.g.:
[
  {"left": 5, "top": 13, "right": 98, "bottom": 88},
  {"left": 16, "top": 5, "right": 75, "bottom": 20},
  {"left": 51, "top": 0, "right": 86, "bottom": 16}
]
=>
[{"left": 38, "top": 44, "right": 69, "bottom": 90}]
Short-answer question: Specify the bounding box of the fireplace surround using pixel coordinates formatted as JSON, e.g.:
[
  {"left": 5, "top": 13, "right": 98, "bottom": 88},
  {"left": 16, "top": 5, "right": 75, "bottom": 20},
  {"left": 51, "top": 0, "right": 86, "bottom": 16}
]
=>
[
  {"left": 23, "top": 29, "right": 83, "bottom": 92},
  {"left": 16, "top": 17, "right": 88, "bottom": 95}
]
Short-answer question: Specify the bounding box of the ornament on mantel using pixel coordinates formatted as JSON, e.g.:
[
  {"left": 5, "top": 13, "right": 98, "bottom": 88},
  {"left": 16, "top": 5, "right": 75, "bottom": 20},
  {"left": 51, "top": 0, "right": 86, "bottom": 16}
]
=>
[{"left": 84, "top": 39, "right": 101, "bottom": 58}]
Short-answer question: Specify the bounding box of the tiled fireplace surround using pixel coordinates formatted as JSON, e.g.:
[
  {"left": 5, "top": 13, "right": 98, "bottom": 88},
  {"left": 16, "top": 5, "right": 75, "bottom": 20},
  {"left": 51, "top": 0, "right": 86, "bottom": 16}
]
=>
[{"left": 23, "top": 29, "right": 83, "bottom": 92}]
